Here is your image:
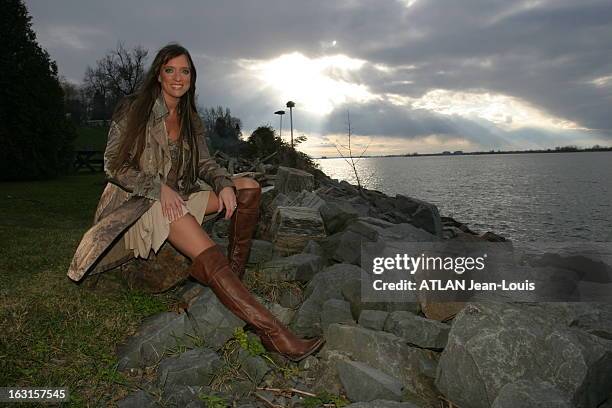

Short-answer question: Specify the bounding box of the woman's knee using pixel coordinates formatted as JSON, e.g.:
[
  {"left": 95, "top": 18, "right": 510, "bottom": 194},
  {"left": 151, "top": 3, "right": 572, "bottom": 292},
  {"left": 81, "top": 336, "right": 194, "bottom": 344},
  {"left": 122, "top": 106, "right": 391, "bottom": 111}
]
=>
[
  {"left": 233, "top": 176, "right": 260, "bottom": 190},
  {"left": 205, "top": 191, "right": 220, "bottom": 214}
]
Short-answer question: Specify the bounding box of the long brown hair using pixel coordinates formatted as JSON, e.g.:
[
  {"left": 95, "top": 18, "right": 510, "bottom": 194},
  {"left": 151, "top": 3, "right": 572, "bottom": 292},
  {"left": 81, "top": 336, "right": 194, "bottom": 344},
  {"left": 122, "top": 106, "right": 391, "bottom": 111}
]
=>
[{"left": 108, "top": 43, "right": 199, "bottom": 190}]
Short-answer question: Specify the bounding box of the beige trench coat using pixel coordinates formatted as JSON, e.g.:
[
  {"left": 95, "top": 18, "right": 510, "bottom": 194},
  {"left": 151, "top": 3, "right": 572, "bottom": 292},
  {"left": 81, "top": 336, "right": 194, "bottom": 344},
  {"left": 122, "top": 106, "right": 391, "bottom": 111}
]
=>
[{"left": 67, "top": 94, "right": 234, "bottom": 282}]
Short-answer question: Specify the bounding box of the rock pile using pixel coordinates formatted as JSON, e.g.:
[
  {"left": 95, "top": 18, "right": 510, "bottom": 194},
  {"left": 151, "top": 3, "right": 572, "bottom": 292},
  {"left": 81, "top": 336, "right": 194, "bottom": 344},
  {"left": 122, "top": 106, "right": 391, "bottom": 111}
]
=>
[{"left": 115, "top": 164, "right": 612, "bottom": 408}]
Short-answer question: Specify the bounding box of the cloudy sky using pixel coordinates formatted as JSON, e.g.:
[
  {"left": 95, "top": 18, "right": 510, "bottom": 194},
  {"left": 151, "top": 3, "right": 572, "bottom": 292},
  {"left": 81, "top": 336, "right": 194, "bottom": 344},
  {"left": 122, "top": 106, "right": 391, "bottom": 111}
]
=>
[{"left": 26, "top": 0, "right": 612, "bottom": 156}]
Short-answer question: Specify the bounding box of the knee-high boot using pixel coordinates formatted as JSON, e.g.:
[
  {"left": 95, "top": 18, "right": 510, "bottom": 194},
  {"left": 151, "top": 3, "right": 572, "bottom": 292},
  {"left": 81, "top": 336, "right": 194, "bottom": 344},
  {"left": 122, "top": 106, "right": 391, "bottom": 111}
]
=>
[
  {"left": 189, "top": 244, "right": 325, "bottom": 362},
  {"left": 227, "top": 187, "right": 261, "bottom": 280}
]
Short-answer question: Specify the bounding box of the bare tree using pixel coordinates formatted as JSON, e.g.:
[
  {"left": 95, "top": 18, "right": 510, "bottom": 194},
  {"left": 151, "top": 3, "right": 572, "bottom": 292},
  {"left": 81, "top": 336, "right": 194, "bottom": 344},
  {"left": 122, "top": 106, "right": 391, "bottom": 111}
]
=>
[
  {"left": 83, "top": 42, "right": 148, "bottom": 119},
  {"left": 333, "top": 110, "right": 371, "bottom": 197}
]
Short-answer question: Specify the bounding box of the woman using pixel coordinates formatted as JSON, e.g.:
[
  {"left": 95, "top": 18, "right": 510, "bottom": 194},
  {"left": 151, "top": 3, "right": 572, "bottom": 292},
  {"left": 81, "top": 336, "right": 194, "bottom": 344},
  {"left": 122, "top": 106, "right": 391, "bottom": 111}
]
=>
[{"left": 67, "top": 43, "right": 324, "bottom": 362}]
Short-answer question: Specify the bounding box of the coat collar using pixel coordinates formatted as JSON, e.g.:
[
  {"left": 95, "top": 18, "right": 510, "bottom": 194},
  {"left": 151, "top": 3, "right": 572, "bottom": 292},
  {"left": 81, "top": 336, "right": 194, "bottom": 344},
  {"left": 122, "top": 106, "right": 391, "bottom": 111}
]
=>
[{"left": 152, "top": 92, "right": 169, "bottom": 120}]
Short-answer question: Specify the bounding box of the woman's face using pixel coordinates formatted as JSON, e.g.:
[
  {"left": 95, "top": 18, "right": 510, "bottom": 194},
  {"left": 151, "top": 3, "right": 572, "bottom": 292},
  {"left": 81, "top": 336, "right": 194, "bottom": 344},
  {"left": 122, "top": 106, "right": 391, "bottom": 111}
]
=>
[{"left": 158, "top": 54, "right": 192, "bottom": 102}]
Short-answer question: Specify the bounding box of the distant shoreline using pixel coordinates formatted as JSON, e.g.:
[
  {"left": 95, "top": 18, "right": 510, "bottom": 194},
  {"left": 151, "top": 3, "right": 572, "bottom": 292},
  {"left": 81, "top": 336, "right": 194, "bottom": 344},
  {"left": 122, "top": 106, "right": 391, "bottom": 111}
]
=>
[{"left": 314, "top": 147, "right": 612, "bottom": 160}]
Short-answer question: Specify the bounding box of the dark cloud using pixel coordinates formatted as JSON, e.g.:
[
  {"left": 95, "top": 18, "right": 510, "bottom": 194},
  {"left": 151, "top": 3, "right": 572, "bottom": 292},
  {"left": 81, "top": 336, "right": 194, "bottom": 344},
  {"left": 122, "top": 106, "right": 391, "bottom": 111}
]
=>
[{"left": 25, "top": 0, "right": 612, "bottom": 151}]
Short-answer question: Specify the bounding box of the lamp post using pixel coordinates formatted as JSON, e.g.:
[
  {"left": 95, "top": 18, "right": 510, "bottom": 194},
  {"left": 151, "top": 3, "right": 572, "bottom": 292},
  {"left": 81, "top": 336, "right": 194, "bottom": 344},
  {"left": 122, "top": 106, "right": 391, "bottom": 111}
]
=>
[
  {"left": 274, "top": 110, "right": 285, "bottom": 140},
  {"left": 286, "top": 100, "right": 295, "bottom": 148}
]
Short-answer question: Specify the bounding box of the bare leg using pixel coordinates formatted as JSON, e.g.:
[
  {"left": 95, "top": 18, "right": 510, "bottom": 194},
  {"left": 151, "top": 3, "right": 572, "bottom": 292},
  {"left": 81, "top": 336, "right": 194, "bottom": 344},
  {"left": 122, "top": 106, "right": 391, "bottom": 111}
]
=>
[
  {"left": 166, "top": 213, "right": 215, "bottom": 261},
  {"left": 166, "top": 187, "right": 324, "bottom": 362}
]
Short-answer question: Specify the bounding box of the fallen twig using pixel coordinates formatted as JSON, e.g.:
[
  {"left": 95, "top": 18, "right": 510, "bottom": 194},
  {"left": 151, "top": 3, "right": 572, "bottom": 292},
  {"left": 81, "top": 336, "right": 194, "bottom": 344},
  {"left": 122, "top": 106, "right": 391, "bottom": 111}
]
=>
[{"left": 256, "top": 386, "right": 317, "bottom": 397}]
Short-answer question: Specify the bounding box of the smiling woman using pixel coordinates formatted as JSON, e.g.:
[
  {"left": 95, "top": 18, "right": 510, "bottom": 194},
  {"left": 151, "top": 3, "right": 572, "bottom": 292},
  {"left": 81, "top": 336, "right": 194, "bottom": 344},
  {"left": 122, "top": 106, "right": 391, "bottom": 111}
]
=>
[{"left": 67, "top": 43, "right": 324, "bottom": 362}]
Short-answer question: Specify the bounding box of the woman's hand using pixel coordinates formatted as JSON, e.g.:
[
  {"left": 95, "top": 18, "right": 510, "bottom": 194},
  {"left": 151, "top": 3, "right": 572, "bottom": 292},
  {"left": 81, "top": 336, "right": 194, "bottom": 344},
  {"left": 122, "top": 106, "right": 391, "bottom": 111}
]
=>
[
  {"left": 160, "top": 183, "right": 186, "bottom": 222},
  {"left": 217, "top": 186, "right": 237, "bottom": 219}
]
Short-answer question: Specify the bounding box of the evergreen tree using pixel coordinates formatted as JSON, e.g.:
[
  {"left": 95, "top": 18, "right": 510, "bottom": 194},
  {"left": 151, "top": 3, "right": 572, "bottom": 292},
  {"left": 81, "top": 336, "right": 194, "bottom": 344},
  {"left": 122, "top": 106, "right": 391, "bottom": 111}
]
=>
[{"left": 0, "top": 0, "right": 76, "bottom": 179}]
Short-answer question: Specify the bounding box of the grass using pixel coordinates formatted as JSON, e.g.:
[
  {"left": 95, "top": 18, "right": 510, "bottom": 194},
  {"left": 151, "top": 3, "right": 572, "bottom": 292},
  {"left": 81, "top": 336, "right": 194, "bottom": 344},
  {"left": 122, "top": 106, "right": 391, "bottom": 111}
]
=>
[
  {"left": 74, "top": 127, "right": 108, "bottom": 151},
  {"left": 0, "top": 173, "right": 178, "bottom": 406}
]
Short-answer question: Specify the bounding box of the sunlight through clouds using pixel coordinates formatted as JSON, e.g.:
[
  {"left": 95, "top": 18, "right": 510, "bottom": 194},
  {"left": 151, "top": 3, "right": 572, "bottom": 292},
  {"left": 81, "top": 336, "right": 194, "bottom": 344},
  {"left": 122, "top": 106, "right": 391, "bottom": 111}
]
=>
[
  {"left": 239, "top": 52, "right": 380, "bottom": 115},
  {"left": 410, "top": 89, "right": 584, "bottom": 131}
]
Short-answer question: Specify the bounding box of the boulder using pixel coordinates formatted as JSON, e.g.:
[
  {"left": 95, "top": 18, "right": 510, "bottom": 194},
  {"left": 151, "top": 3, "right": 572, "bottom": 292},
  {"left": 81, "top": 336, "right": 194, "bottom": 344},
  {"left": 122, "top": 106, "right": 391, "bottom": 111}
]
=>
[
  {"left": 325, "top": 324, "right": 440, "bottom": 406},
  {"left": 491, "top": 381, "right": 573, "bottom": 408},
  {"left": 302, "top": 239, "right": 325, "bottom": 258},
  {"left": 336, "top": 360, "right": 404, "bottom": 402},
  {"left": 157, "top": 348, "right": 222, "bottom": 388},
  {"left": 320, "top": 199, "right": 359, "bottom": 234},
  {"left": 270, "top": 206, "right": 326, "bottom": 255},
  {"left": 436, "top": 302, "right": 612, "bottom": 408},
  {"left": 358, "top": 310, "right": 389, "bottom": 331},
  {"left": 258, "top": 253, "right": 323, "bottom": 283},
  {"left": 117, "top": 312, "right": 194, "bottom": 369},
  {"left": 385, "top": 314, "right": 450, "bottom": 349},
  {"left": 287, "top": 190, "right": 326, "bottom": 209},
  {"left": 121, "top": 243, "right": 190, "bottom": 293},
  {"left": 342, "top": 277, "right": 419, "bottom": 320},
  {"left": 186, "top": 288, "right": 245, "bottom": 350},
  {"left": 117, "top": 390, "right": 157, "bottom": 408},
  {"left": 275, "top": 166, "right": 314, "bottom": 193},
  {"left": 247, "top": 239, "right": 275, "bottom": 264},
  {"left": 344, "top": 401, "right": 423, "bottom": 408},
  {"left": 395, "top": 195, "right": 443, "bottom": 237},
  {"left": 291, "top": 264, "right": 363, "bottom": 337},
  {"left": 162, "top": 385, "right": 210, "bottom": 407},
  {"left": 321, "top": 299, "right": 357, "bottom": 333},
  {"left": 237, "top": 348, "right": 270, "bottom": 386}
]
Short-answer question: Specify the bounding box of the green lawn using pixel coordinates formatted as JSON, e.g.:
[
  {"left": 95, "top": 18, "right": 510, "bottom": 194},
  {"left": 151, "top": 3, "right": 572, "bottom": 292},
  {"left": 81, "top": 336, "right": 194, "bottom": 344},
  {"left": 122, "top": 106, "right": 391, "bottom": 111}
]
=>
[
  {"left": 74, "top": 127, "right": 108, "bottom": 151},
  {"left": 0, "top": 173, "right": 177, "bottom": 406}
]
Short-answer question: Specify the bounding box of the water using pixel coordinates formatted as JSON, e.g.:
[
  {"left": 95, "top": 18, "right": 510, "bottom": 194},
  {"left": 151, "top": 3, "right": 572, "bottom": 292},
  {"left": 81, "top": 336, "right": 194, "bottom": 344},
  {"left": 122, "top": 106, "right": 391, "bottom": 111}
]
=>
[{"left": 315, "top": 152, "right": 612, "bottom": 242}]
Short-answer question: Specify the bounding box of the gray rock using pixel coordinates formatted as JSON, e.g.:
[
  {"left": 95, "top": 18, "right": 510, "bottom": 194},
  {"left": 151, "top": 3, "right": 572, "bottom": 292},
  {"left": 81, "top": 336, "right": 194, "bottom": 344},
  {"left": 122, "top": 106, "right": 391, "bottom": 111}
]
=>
[
  {"left": 386, "top": 315, "right": 450, "bottom": 349},
  {"left": 117, "top": 390, "right": 157, "bottom": 408},
  {"left": 323, "top": 229, "right": 365, "bottom": 265},
  {"left": 491, "top": 381, "right": 573, "bottom": 408},
  {"left": 276, "top": 166, "right": 315, "bottom": 193},
  {"left": 342, "top": 278, "right": 419, "bottom": 320},
  {"left": 311, "top": 349, "right": 354, "bottom": 396},
  {"left": 176, "top": 281, "right": 206, "bottom": 307},
  {"left": 325, "top": 324, "right": 440, "bottom": 406},
  {"left": 302, "top": 240, "right": 325, "bottom": 257},
  {"left": 259, "top": 253, "right": 323, "bottom": 283},
  {"left": 383, "top": 311, "right": 418, "bottom": 332},
  {"left": 321, "top": 299, "right": 356, "bottom": 333},
  {"left": 323, "top": 217, "right": 437, "bottom": 266},
  {"left": 238, "top": 349, "right": 270, "bottom": 385},
  {"left": 211, "top": 218, "right": 230, "bottom": 239},
  {"left": 287, "top": 190, "right": 326, "bottom": 209},
  {"left": 157, "top": 348, "right": 222, "bottom": 388},
  {"left": 299, "top": 355, "right": 319, "bottom": 370},
  {"left": 247, "top": 239, "right": 275, "bottom": 264},
  {"left": 270, "top": 206, "right": 326, "bottom": 255},
  {"left": 291, "top": 264, "right": 363, "bottom": 337},
  {"left": 345, "top": 401, "right": 423, "bottom": 408},
  {"left": 163, "top": 385, "right": 209, "bottom": 407},
  {"left": 395, "top": 195, "right": 443, "bottom": 237},
  {"left": 117, "top": 311, "right": 194, "bottom": 369},
  {"left": 336, "top": 360, "right": 404, "bottom": 402},
  {"left": 436, "top": 302, "right": 612, "bottom": 408},
  {"left": 279, "top": 287, "right": 303, "bottom": 309},
  {"left": 266, "top": 302, "right": 295, "bottom": 325},
  {"left": 187, "top": 288, "right": 245, "bottom": 350},
  {"left": 320, "top": 199, "right": 359, "bottom": 234},
  {"left": 358, "top": 310, "right": 389, "bottom": 331}
]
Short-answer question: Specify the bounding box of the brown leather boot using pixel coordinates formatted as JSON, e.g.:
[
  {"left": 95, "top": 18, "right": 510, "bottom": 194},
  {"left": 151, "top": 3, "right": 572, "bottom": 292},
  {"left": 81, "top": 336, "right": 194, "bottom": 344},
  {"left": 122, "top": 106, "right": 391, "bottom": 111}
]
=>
[
  {"left": 227, "top": 187, "right": 261, "bottom": 280},
  {"left": 190, "top": 245, "right": 325, "bottom": 362}
]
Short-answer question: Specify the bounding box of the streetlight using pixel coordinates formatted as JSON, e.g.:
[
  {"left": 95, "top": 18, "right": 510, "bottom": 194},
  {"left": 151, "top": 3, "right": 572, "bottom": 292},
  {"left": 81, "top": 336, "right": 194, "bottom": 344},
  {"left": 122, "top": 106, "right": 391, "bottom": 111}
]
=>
[
  {"left": 286, "top": 100, "right": 295, "bottom": 148},
  {"left": 274, "top": 110, "right": 285, "bottom": 141}
]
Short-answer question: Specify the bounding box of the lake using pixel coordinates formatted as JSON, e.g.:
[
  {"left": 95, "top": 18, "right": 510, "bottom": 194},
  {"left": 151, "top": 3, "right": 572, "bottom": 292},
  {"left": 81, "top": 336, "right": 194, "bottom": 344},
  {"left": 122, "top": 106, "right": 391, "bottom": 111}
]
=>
[{"left": 315, "top": 152, "right": 612, "bottom": 242}]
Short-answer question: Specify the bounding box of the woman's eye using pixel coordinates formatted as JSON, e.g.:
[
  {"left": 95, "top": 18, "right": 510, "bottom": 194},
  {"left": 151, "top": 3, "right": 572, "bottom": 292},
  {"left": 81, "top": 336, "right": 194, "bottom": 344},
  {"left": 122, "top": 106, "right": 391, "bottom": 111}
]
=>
[
  {"left": 164, "top": 68, "right": 173, "bottom": 74},
  {"left": 182, "top": 69, "right": 190, "bottom": 75}
]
